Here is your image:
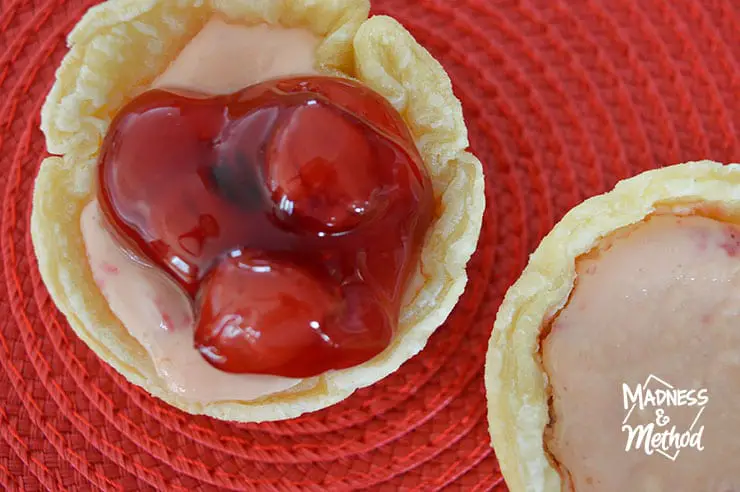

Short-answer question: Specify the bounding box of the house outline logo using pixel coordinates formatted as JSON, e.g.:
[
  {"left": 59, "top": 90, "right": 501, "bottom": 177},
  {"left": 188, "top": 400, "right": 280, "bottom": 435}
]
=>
[{"left": 621, "top": 374, "right": 708, "bottom": 461}]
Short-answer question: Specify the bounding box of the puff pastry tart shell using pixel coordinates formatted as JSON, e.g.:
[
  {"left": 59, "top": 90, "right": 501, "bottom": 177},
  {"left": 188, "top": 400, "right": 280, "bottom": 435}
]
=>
[
  {"left": 32, "top": 0, "right": 485, "bottom": 422},
  {"left": 485, "top": 160, "right": 740, "bottom": 492}
]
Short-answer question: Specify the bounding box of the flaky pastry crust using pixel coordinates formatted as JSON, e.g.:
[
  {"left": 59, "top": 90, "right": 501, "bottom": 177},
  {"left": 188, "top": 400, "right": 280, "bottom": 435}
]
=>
[
  {"left": 485, "top": 160, "right": 740, "bottom": 492},
  {"left": 32, "top": 0, "right": 485, "bottom": 422}
]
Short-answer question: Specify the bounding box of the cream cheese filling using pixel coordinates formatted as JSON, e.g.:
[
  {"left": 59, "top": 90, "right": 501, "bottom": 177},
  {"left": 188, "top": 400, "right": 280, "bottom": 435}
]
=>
[{"left": 542, "top": 213, "right": 740, "bottom": 491}]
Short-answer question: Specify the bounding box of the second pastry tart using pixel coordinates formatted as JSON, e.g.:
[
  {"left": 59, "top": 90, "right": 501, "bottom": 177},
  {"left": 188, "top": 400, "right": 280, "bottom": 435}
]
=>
[{"left": 486, "top": 160, "right": 740, "bottom": 491}]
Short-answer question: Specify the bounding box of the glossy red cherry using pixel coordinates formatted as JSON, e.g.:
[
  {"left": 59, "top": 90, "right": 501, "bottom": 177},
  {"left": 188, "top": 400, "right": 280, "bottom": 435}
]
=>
[
  {"left": 194, "top": 251, "right": 396, "bottom": 377},
  {"left": 97, "top": 76, "right": 435, "bottom": 377},
  {"left": 97, "top": 90, "right": 273, "bottom": 293},
  {"left": 194, "top": 251, "right": 340, "bottom": 375},
  {"left": 266, "top": 103, "right": 382, "bottom": 234},
  {"left": 320, "top": 281, "right": 394, "bottom": 368}
]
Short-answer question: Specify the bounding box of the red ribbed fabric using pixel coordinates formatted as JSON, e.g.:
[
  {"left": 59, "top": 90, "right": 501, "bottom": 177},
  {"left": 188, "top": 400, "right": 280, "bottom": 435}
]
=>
[{"left": 0, "top": 0, "right": 738, "bottom": 490}]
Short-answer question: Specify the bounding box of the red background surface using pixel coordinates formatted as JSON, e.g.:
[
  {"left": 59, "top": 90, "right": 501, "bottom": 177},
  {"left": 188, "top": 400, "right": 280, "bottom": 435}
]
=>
[{"left": 0, "top": 0, "right": 738, "bottom": 490}]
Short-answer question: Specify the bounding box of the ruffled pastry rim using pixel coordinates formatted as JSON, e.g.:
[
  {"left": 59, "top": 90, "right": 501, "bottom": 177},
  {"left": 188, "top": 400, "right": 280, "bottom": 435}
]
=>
[
  {"left": 32, "top": 0, "right": 485, "bottom": 422},
  {"left": 484, "top": 160, "right": 740, "bottom": 492}
]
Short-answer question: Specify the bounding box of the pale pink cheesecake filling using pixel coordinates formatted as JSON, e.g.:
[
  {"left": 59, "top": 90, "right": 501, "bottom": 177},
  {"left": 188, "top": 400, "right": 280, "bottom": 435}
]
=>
[
  {"left": 80, "top": 18, "right": 320, "bottom": 402},
  {"left": 152, "top": 18, "right": 319, "bottom": 96},
  {"left": 543, "top": 213, "right": 740, "bottom": 491}
]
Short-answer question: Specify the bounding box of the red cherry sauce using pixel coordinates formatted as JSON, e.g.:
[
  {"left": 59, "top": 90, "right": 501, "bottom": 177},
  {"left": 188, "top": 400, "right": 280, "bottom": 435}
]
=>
[{"left": 97, "top": 76, "right": 435, "bottom": 378}]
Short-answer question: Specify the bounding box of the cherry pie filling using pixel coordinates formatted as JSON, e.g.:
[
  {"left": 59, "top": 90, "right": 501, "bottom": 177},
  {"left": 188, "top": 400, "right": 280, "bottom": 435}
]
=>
[{"left": 97, "top": 76, "right": 435, "bottom": 378}]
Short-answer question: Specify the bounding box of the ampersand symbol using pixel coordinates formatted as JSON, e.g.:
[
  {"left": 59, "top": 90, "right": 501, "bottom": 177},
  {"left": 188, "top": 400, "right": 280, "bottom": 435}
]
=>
[{"left": 655, "top": 409, "right": 670, "bottom": 427}]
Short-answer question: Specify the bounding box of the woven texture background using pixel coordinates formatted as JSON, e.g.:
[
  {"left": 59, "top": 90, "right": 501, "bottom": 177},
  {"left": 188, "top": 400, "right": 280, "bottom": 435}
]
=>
[{"left": 0, "top": 0, "right": 738, "bottom": 490}]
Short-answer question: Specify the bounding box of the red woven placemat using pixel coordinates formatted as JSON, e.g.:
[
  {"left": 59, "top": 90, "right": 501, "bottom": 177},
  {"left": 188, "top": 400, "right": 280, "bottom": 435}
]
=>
[{"left": 0, "top": 0, "right": 738, "bottom": 490}]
